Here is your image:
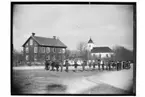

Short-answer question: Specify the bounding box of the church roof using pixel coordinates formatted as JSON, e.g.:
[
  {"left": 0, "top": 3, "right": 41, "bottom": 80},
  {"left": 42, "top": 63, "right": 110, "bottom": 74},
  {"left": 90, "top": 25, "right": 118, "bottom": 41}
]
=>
[
  {"left": 88, "top": 38, "right": 93, "bottom": 43},
  {"left": 91, "top": 47, "right": 113, "bottom": 53}
]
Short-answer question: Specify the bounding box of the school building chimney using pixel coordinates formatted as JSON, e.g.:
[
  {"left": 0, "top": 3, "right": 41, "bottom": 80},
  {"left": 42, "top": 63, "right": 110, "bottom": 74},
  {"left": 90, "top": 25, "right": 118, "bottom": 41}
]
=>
[
  {"left": 53, "top": 36, "right": 56, "bottom": 39},
  {"left": 32, "top": 32, "right": 35, "bottom": 36}
]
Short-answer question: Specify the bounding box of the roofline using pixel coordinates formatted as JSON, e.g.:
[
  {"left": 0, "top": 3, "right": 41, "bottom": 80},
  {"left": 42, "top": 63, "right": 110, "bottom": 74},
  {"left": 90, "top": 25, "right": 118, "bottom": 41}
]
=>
[
  {"left": 22, "top": 36, "right": 40, "bottom": 47},
  {"left": 22, "top": 36, "right": 67, "bottom": 48},
  {"left": 91, "top": 52, "right": 114, "bottom": 53},
  {"left": 92, "top": 46, "right": 111, "bottom": 48},
  {"left": 39, "top": 44, "right": 67, "bottom": 48}
]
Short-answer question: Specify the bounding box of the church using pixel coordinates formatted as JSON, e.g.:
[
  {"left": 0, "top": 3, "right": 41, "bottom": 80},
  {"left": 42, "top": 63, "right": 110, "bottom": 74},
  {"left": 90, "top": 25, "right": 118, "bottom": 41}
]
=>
[{"left": 86, "top": 38, "right": 114, "bottom": 61}]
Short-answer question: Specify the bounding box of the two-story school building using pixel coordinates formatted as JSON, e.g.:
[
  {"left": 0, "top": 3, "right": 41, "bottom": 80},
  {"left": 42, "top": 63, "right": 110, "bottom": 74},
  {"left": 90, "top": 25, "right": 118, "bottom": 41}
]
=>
[{"left": 22, "top": 33, "right": 67, "bottom": 62}]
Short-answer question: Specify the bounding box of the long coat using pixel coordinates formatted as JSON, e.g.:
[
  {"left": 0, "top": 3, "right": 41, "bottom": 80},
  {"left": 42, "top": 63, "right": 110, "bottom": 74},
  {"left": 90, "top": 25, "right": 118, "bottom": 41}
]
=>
[
  {"left": 65, "top": 62, "right": 69, "bottom": 72},
  {"left": 82, "top": 61, "right": 86, "bottom": 70}
]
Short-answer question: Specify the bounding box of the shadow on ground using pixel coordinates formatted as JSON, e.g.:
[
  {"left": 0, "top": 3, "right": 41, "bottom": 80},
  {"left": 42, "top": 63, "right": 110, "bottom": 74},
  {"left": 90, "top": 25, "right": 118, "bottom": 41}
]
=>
[{"left": 46, "top": 84, "right": 67, "bottom": 93}]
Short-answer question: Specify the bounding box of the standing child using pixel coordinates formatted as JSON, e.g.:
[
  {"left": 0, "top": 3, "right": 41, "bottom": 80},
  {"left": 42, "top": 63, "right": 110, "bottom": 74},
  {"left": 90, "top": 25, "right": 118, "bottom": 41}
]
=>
[
  {"left": 98, "top": 59, "right": 100, "bottom": 70},
  {"left": 65, "top": 60, "right": 69, "bottom": 72},
  {"left": 45, "top": 58, "right": 49, "bottom": 70},
  {"left": 60, "top": 60, "right": 63, "bottom": 72},
  {"left": 89, "top": 61, "right": 92, "bottom": 70},
  {"left": 93, "top": 61, "right": 96, "bottom": 70},
  {"left": 51, "top": 61, "right": 55, "bottom": 71},
  {"left": 82, "top": 60, "right": 86, "bottom": 71},
  {"left": 55, "top": 60, "right": 59, "bottom": 72},
  {"left": 74, "top": 61, "right": 78, "bottom": 72}
]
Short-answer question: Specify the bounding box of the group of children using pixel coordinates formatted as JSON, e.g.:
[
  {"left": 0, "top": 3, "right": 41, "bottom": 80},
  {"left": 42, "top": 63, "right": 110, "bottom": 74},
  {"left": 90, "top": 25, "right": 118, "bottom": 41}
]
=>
[{"left": 45, "top": 58, "right": 131, "bottom": 72}]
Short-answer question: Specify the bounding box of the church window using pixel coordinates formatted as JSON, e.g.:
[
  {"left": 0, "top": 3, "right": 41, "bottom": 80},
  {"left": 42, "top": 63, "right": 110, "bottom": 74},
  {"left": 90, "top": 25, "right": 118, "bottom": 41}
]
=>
[{"left": 99, "top": 54, "right": 101, "bottom": 58}]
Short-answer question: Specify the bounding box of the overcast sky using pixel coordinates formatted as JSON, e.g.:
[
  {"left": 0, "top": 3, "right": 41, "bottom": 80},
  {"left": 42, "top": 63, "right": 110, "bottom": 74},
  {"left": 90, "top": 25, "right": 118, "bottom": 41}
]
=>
[{"left": 13, "top": 4, "right": 133, "bottom": 51}]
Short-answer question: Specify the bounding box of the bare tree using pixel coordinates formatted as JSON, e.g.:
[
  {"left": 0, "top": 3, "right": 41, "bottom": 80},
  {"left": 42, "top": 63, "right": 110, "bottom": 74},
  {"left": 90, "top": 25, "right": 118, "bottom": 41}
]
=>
[
  {"left": 65, "top": 49, "right": 71, "bottom": 59},
  {"left": 112, "top": 45, "right": 133, "bottom": 61},
  {"left": 13, "top": 48, "right": 24, "bottom": 66},
  {"left": 76, "top": 42, "right": 88, "bottom": 60}
]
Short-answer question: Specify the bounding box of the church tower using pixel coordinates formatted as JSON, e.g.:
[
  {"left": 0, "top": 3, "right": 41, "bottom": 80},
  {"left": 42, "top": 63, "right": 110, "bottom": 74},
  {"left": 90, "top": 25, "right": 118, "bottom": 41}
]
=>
[{"left": 87, "top": 37, "right": 95, "bottom": 51}]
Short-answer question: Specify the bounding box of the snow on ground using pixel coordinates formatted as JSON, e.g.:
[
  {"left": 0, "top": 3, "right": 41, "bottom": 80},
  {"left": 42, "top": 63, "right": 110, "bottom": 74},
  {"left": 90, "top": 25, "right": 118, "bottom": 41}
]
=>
[
  {"left": 93, "top": 64, "right": 133, "bottom": 91},
  {"left": 13, "top": 64, "right": 134, "bottom": 94},
  {"left": 88, "top": 68, "right": 133, "bottom": 91},
  {"left": 63, "top": 64, "right": 133, "bottom": 93},
  {"left": 13, "top": 66, "right": 90, "bottom": 70},
  {"left": 63, "top": 76, "right": 101, "bottom": 93},
  {"left": 13, "top": 66, "right": 45, "bottom": 70}
]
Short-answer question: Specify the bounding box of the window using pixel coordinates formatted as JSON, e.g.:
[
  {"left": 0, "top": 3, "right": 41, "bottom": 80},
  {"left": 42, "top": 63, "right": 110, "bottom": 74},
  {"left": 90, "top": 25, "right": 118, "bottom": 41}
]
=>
[
  {"left": 52, "top": 55, "right": 56, "bottom": 61},
  {"left": 42, "top": 47, "right": 45, "bottom": 53},
  {"left": 30, "top": 39, "right": 33, "bottom": 45},
  {"left": 106, "top": 54, "right": 109, "bottom": 57},
  {"left": 47, "top": 55, "right": 50, "bottom": 60},
  {"left": 91, "top": 53, "right": 93, "bottom": 56},
  {"left": 62, "top": 48, "right": 65, "bottom": 53},
  {"left": 26, "top": 47, "right": 29, "bottom": 53},
  {"left": 59, "top": 49, "right": 62, "bottom": 53},
  {"left": 34, "top": 47, "right": 38, "bottom": 53},
  {"left": 46, "top": 47, "right": 50, "bottom": 53},
  {"left": 34, "top": 55, "right": 37, "bottom": 61},
  {"left": 26, "top": 55, "right": 29, "bottom": 61},
  {"left": 26, "top": 43, "right": 28, "bottom": 46},
  {"left": 59, "top": 55, "right": 62, "bottom": 60},
  {"left": 93, "top": 54, "right": 96, "bottom": 58},
  {"left": 62, "top": 55, "right": 65, "bottom": 60},
  {"left": 40, "top": 47, "right": 45, "bottom": 53},
  {"left": 53, "top": 48, "right": 56, "bottom": 53},
  {"left": 99, "top": 54, "right": 101, "bottom": 58}
]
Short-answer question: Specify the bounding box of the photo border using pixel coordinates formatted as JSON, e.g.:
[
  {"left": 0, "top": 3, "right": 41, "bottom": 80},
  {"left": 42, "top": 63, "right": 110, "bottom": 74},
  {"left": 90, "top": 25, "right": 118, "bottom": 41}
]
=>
[{"left": 11, "top": 1, "right": 136, "bottom": 96}]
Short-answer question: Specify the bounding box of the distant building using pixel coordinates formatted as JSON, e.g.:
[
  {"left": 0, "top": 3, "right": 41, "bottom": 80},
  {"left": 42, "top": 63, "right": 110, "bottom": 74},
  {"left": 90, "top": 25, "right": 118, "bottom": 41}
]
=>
[
  {"left": 22, "top": 33, "right": 67, "bottom": 63},
  {"left": 86, "top": 37, "right": 114, "bottom": 61},
  {"left": 91, "top": 47, "right": 113, "bottom": 58}
]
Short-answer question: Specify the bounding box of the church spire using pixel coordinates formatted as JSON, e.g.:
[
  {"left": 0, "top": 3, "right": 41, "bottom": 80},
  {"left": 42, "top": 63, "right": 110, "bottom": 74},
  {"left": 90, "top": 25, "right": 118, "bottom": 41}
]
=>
[{"left": 88, "top": 37, "right": 93, "bottom": 43}]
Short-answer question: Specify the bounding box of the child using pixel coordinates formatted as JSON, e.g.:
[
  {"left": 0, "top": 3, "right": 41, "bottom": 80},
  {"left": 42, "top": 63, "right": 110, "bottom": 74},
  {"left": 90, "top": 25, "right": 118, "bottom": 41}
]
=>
[{"left": 74, "top": 61, "right": 78, "bottom": 72}]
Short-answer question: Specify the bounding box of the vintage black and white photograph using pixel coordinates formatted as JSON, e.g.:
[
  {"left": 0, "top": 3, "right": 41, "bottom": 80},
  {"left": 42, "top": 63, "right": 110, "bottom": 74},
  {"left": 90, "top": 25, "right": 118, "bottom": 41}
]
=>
[{"left": 11, "top": 2, "right": 136, "bottom": 95}]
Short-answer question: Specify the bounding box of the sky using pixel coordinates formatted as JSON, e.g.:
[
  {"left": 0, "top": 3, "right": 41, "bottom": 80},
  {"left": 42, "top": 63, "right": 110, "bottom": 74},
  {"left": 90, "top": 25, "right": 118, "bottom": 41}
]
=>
[{"left": 13, "top": 4, "right": 134, "bottom": 51}]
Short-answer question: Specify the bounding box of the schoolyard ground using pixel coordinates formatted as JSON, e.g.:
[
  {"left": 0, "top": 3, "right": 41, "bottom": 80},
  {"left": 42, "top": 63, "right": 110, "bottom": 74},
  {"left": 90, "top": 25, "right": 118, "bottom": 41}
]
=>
[{"left": 12, "top": 64, "right": 134, "bottom": 94}]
